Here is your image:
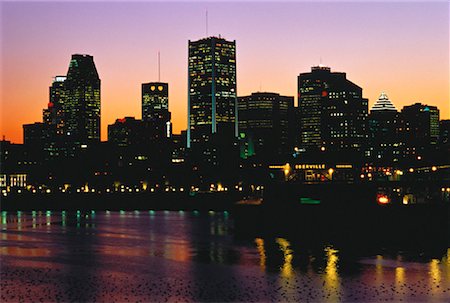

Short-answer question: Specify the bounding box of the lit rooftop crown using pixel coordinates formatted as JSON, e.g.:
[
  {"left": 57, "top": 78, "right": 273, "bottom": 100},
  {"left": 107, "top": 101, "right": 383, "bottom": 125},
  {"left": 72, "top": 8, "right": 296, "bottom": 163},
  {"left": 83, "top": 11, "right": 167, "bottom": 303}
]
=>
[{"left": 371, "top": 92, "right": 397, "bottom": 112}]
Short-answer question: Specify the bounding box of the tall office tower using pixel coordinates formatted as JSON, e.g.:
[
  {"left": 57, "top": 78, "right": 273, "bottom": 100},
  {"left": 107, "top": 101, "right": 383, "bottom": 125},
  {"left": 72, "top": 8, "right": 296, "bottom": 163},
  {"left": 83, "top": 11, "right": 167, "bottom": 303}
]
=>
[
  {"left": 400, "top": 103, "right": 440, "bottom": 160},
  {"left": 367, "top": 92, "right": 401, "bottom": 164},
  {"left": 48, "top": 76, "right": 67, "bottom": 135},
  {"left": 187, "top": 36, "right": 237, "bottom": 148},
  {"left": 63, "top": 54, "right": 101, "bottom": 145},
  {"left": 142, "top": 82, "right": 171, "bottom": 138},
  {"left": 297, "top": 66, "right": 368, "bottom": 159},
  {"left": 238, "top": 92, "right": 294, "bottom": 162}
]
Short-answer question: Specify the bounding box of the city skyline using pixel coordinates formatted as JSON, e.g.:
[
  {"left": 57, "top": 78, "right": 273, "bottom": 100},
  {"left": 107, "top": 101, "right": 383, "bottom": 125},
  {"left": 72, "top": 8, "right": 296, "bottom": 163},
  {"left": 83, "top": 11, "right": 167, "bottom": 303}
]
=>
[{"left": 2, "top": 1, "right": 449, "bottom": 143}]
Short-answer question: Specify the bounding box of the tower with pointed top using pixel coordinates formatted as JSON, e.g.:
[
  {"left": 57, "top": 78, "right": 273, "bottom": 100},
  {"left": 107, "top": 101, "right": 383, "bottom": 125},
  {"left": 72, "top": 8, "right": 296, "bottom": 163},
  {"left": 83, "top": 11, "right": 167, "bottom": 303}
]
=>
[
  {"left": 63, "top": 54, "right": 101, "bottom": 145},
  {"left": 367, "top": 92, "right": 400, "bottom": 164}
]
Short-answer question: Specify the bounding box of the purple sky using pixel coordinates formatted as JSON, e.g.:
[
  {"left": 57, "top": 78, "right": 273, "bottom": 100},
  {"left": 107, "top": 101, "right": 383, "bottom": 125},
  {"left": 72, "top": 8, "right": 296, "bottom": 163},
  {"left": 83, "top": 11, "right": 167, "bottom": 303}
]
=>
[{"left": 1, "top": 1, "right": 449, "bottom": 142}]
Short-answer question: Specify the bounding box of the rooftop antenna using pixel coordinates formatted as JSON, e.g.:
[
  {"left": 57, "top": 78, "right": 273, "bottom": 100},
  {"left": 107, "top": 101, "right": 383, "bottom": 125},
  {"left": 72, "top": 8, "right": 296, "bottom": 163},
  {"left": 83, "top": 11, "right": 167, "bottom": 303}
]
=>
[
  {"left": 158, "top": 51, "right": 161, "bottom": 82},
  {"left": 259, "top": 81, "right": 262, "bottom": 92},
  {"left": 206, "top": 10, "right": 208, "bottom": 37}
]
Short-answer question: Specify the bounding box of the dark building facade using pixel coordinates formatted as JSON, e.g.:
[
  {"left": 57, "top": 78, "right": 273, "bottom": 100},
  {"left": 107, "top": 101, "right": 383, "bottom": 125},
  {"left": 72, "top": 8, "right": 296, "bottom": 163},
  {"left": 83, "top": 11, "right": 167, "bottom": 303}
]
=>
[
  {"left": 187, "top": 36, "right": 237, "bottom": 148},
  {"left": 108, "top": 117, "right": 147, "bottom": 147},
  {"left": 63, "top": 54, "right": 101, "bottom": 145},
  {"left": 399, "top": 103, "right": 439, "bottom": 161},
  {"left": 142, "top": 82, "right": 171, "bottom": 138},
  {"left": 367, "top": 92, "right": 401, "bottom": 165},
  {"left": 238, "top": 92, "right": 294, "bottom": 162},
  {"left": 297, "top": 66, "right": 368, "bottom": 160},
  {"left": 47, "top": 76, "right": 67, "bottom": 136},
  {"left": 440, "top": 120, "right": 450, "bottom": 148}
]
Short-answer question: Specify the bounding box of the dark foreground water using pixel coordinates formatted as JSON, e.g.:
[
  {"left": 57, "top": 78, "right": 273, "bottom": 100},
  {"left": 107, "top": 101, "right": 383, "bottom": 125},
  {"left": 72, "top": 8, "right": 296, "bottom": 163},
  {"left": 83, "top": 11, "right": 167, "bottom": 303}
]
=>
[{"left": 1, "top": 210, "right": 449, "bottom": 302}]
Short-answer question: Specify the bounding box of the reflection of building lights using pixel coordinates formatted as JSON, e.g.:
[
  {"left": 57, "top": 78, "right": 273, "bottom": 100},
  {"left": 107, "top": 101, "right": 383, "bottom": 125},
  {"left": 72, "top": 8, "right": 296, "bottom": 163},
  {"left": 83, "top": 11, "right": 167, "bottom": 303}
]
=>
[
  {"left": 276, "top": 238, "right": 293, "bottom": 278},
  {"left": 324, "top": 246, "right": 340, "bottom": 300},
  {"left": 255, "top": 238, "right": 266, "bottom": 270},
  {"left": 430, "top": 259, "right": 441, "bottom": 294}
]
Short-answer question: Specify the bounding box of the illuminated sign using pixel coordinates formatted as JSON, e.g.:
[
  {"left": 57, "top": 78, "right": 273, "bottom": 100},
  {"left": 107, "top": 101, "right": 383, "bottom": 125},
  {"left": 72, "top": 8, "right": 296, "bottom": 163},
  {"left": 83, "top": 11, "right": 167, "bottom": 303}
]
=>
[
  {"left": 336, "top": 164, "right": 353, "bottom": 169},
  {"left": 295, "top": 164, "right": 325, "bottom": 170}
]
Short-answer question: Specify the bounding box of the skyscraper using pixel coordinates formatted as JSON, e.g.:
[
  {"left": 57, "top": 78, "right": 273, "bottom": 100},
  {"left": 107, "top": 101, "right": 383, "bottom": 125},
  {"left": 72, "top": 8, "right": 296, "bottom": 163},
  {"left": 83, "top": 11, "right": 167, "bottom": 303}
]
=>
[
  {"left": 399, "top": 103, "right": 439, "bottom": 160},
  {"left": 187, "top": 36, "right": 237, "bottom": 148},
  {"left": 238, "top": 92, "right": 294, "bottom": 161},
  {"left": 63, "top": 54, "right": 101, "bottom": 145},
  {"left": 142, "top": 82, "right": 171, "bottom": 138},
  {"left": 48, "top": 76, "right": 67, "bottom": 136},
  {"left": 367, "top": 92, "right": 401, "bottom": 164},
  {"left": 297, "top": 66, "right": 368, "bottom": 158}
]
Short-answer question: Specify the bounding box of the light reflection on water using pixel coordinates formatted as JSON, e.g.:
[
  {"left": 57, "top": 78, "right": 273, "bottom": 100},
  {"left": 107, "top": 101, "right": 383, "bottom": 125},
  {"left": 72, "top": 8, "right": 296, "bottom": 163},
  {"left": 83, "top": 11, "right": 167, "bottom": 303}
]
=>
[{"left": 1, "top": 210, "right": 449, "bottom": 302}]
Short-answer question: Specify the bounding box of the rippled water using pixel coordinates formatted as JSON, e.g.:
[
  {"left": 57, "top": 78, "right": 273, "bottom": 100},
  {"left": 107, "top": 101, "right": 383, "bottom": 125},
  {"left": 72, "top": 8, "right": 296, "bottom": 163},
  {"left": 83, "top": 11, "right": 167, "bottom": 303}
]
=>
[{"left": 1, "top": 210, "right": 449, "bottom": 302}]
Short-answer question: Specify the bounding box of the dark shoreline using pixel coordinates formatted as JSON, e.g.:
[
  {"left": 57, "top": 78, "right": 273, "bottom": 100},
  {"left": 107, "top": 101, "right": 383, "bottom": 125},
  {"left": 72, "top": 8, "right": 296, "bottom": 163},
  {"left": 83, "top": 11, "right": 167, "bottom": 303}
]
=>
[{"left": 0, "top": 192, "right": 241, "bottom": 211}]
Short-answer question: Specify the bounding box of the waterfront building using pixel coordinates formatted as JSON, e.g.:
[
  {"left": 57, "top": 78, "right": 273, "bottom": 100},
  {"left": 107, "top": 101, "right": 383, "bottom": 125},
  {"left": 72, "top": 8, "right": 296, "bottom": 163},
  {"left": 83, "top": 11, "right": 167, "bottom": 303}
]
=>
[
  {"left": 399, "top": 103, "right": 439, "bottom": 160},
  {"left": 238, "top": 92, "right": 294, "bottom": 162},
  {"left": 367, "top": 92, "right": 401, "bottom": 164},
  {"left": 142, "top": 82, "right": 171, "bottom": 138},
  {"left": 187, "top": 36, "right": 237, "bottom": 148},
  {"left": 297, "top": 66, "right": 368, "bottom": 160},
  {"left": 63, "top": 54, "right": 101, "bottom": 145},
  {"left": 108, "top": 117, "right": 147, "bottom": 147},
  {"left": 47, "top": 76, "right": 67, "bottom": 136}
]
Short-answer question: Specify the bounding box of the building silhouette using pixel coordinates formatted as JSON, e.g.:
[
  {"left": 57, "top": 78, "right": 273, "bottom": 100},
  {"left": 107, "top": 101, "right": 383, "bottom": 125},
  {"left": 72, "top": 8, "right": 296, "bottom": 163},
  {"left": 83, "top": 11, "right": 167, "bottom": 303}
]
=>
[
  {"left": 399, "top": 103, "right": 439, "bottom": 161},
  {"left": 238, "top": 92, "right": 294, "bottom": 162},
  {"left": 142, "top": 82, "right": 171, "bottom": 138},
  {"left": 187, "top": 36, "right": 237, "bottom": 148},
  {"left": 63, "top": 54, "right": 101, "bottom": 145},
  {"left": 297, "top": 66, "right": 368, "bottom": 161},
  {"left": 186, "top": 36, "right": 239, "bottom": 183},
  {"left": 367, "top": 92, "right": 401, "bottom": 165}
]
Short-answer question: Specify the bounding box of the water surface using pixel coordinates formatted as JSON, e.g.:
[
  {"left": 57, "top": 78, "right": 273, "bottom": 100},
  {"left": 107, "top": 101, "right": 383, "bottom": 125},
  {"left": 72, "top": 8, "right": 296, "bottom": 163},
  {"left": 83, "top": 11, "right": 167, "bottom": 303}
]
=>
[{"left": 1, "top": 210, "right": 449, "bottom": 302}]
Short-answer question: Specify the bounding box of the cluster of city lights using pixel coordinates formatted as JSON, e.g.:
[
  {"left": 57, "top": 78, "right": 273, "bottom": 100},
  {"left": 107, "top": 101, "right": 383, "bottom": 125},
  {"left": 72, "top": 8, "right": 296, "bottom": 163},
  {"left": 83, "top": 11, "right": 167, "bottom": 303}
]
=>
[{"left": 1, "top": 183, "right": 266, "bottom": 196}]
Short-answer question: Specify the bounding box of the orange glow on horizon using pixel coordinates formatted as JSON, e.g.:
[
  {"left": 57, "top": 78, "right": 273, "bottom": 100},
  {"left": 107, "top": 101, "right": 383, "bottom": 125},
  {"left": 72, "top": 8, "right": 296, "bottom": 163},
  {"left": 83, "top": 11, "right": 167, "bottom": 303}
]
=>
[{"left": 1, "top": 2, "right": 448, "bottom": 144}]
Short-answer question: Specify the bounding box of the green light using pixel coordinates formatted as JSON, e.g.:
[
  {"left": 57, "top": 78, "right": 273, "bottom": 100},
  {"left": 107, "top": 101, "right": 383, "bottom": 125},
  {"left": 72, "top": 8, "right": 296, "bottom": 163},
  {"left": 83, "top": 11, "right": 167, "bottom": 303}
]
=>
[
  {"left": 46, "top": 211, "right": 51, "bottom": 217},
  {"left": 300, "top": 197, "right": 321, "bottom": 205}
]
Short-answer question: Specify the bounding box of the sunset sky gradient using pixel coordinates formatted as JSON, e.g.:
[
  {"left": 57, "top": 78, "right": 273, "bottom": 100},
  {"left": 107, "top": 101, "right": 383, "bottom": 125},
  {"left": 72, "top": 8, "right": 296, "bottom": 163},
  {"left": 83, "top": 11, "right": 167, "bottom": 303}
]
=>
[{"left": 1, "top": 1, "right": 449, "bottom": 143}]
